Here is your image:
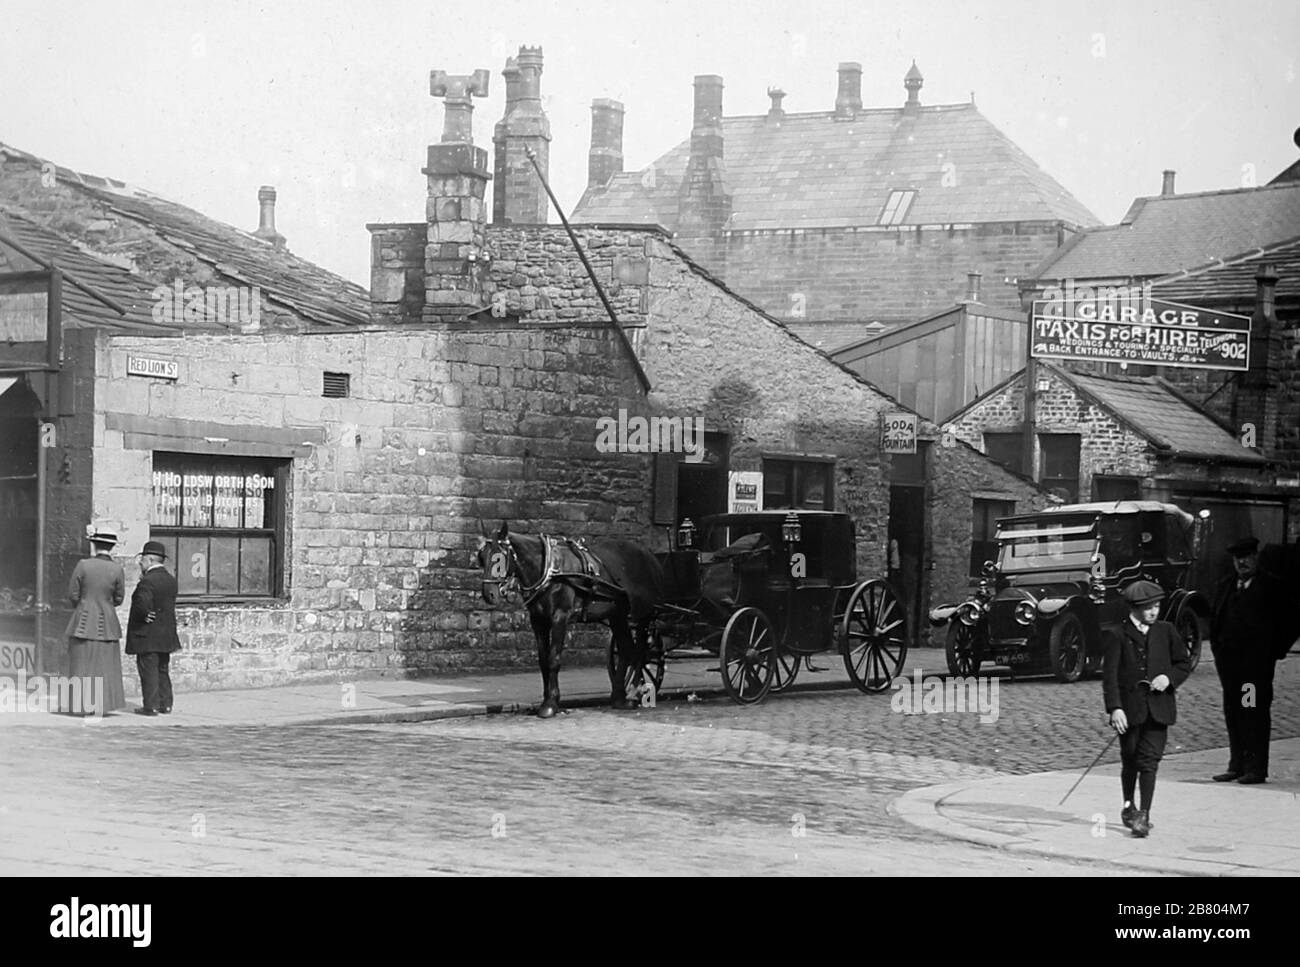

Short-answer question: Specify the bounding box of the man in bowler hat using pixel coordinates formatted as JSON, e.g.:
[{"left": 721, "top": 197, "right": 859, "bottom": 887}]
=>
[
  {"left": 127, "top": 540, "right": 181, "bottom": 716},
  {"left": 1103, "top": 580, "right": 1192, "bottom": 838},
  {"left": 1210, "top": 536, "right": 1287, "bottom": 783}
]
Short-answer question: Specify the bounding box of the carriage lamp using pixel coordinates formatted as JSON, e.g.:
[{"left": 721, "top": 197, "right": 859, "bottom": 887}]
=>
[
  {"left": 782, "top": 513, "right": 802, "bottom": 544},
  {"left": 677, "top": 518, "right": 696, "bottom": 550}
]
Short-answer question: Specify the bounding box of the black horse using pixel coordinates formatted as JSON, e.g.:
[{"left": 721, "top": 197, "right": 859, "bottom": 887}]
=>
[{"left": 474, "top": 522, "right": 664, "bottom": 718}]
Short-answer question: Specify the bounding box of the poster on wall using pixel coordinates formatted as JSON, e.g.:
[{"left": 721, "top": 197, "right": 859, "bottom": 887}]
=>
[
  {"left": 728, "top": 471, "right": 762, "bottom": 513},
  {"left": 881, "top": 412, "right": 918, "bottom": 454}
]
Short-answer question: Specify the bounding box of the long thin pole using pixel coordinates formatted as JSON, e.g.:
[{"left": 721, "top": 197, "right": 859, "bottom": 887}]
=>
[
  {"left": 1059, "top": 730, "right": 1119, "bottom": 805},
  {"left": 34, "top": 407, "right": 48, "bottom": 678},
  {"left": 522, "top": 147, "right": 651, "bottom": 394}
]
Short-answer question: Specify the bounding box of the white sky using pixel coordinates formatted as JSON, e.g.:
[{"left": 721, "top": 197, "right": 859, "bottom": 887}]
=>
[{"left": 1, "top": 0, "right": 1297, "bottom": 287}]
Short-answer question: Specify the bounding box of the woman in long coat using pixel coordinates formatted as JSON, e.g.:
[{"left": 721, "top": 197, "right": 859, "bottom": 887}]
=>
[{"left": 62, "top": 531, "right": 127, "bottom": 715}]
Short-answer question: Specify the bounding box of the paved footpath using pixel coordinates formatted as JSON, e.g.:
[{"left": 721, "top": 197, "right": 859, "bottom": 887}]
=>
[{"left": 3, "top": 646, "right": 1297, "bottom": 875}]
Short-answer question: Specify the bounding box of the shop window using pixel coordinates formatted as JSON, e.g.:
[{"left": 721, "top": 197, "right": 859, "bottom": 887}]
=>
[
  {"left": 1038, "top": 434, "right": 1081, "bottom": 503},
  {"left": 150, "top": 453, "right": 286, "bottom": 598},
  {"left": 762, "top": 458, "right": 834, "bottom": 511},
  {"left": 971, "top": 498, "right": 1016, "bottom": 577}
]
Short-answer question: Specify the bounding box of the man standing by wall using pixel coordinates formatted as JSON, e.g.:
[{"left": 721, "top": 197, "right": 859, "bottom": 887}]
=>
[
  {"left": 127, "top": 540, "right": 181, "bottom": 716},
  {"left": 1209, "top": 537, "right": 1288, "bottom": 784}
]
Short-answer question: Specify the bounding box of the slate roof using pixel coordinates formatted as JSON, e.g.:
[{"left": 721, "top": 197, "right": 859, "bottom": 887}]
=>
[
  {"left": 0, "top": 207, "right": 190, "bottom": 333},
  {"left": 1061, "top": 367, "right": 1265, "bottom": 464},
  {"left": 1030, "top": 182, "right": 1300, "bottom": 282},
  {"left": 0, "top": 143, "right": 370, "bottom": 329},
  {"left": 1150, "top": 235, "right": 1300, "bottom": 311},
  {"left": 574, "top": 102, "right": 1100, "bottom": 231},
  {"left": 785, "top": 320, "right": 892, "bottom": 351}
]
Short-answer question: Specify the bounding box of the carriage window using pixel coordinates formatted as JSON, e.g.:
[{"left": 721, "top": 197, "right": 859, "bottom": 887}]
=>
[
  {"left": 762, "top": 459, "right": 834, "bottom": 511},
  {"left": 150, "top": 452, "right": 287, "bottom": 599},
  {"left": 971, "top": 499, "right": 1015, "bottom": 578}
]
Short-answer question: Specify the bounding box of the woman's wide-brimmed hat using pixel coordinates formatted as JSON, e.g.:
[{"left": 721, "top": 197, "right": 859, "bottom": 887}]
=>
[{"left": 1121, "top": 580, "right": 1165, "bottom": 608}]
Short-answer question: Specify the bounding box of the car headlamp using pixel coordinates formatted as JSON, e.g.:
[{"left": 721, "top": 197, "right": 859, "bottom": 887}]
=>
[{"left": 1014, "top": 600, "right": 1036, "bottom": 626}]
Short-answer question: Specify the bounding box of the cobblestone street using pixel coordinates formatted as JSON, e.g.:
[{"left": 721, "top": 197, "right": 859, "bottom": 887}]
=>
[{"left": 2, "top": 659, "right": 1294, "bottom": 875}]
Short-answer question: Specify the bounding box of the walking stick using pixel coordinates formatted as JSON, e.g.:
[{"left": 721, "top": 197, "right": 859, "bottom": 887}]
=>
[{"left": 1059, "top": 730, "right": 1120, "bottom": 806}]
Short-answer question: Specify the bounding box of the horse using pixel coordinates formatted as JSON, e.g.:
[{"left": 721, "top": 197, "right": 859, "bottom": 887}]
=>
[{"left": 473, "top": 522, "right": 664, "bottom": 718}]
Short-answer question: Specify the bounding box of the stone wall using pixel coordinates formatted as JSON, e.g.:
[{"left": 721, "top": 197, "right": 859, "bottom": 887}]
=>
[
  {"left": 674, "top": 221, "right": 1068, "bottom": 323},
  {"left": 89, "top": 323, "right": 651, "bottom": 690}
]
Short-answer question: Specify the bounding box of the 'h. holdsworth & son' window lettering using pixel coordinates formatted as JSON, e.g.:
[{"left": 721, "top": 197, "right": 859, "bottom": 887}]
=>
[{"left": 150, "top": 454, "right": 284, "bottom": 598}]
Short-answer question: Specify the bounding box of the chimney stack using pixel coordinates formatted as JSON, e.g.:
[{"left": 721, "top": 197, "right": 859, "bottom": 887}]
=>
[
  {"left": 425, "top": 66, "right": 491, "bottom": 318},
  {"left": 767, "top": 87, "right": 786, "bottom": 120},
  {"left": 965, "top": 271, "right": 983, "bottom": 303},
  {"left": 835, "top": 62, "right": 862, "bottom": 118},
  {"left": 904, "top": 61, "right": 924, "bottom": 115},
  {"left": 587, "top": 98, "right": 625, "bottom": 190},
  {"left": 1161, "top": 170, "right": 1176, "bottom": 196},
  {"left": 493, "top": 46, "right": 551, "bottom": 225},
  {"left": 677, "top": 74, "right": 731, "bottom": 238},
  {"left": 253, "top": 186, "right": 286, "bottom": 250}
]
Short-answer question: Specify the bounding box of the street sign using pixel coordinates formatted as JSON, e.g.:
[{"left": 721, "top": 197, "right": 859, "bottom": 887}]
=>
[
  {"left": 881, "top": 412, "right": 918, "bottom": 454},
  {"left": 1030, "top": 297, "right": 1250, "bottom": 371},
  {"left": 127, "top": 355, "right": 179, "bottom": 380}
]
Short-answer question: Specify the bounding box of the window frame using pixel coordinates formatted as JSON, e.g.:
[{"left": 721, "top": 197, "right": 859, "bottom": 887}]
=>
[
  {"left": 1038, "top": 433, "right": 1082, "bottom": 503},
  {"left": 878, "top": 189, "right": 917, "bottom": 226},
  {"left": 150, "top": 452, "right": 289, "bottom": 601},
  {"left": 761, "top": 455, "right": 836, "bottom": 511}
]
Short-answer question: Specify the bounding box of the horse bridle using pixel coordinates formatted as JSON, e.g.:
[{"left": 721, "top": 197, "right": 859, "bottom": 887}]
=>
[{"left": 480, "top": 536, "right": 558, "bottom": 606}]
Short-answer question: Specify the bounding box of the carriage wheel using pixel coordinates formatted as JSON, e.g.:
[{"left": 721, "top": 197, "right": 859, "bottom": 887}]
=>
[
  {"left": 842, "top": 580, "right": 908, "bottom": 694},
  {"left": 607, "top": 627, "right": 667, "bottom": 700},
  {"left": 771, "top": 648, "right": 801, "bottom": 693},
  {"left": 1174, "top": 608, "right": 1203, "bottom": 674},
  {"left": 720, "top": 607, "right": 776, "bottom": 705},
  {"left": 945, "top": 621, "right": 983, "bottom": 677}
]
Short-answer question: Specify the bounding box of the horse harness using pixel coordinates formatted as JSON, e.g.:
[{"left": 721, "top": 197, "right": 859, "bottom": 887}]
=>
[{"left": 491, "top": 535, "right": 627, "bottom": 618}]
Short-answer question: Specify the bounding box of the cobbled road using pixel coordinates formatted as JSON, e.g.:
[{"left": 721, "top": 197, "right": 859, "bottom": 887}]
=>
[{"left": 1, "top": 658, "right": 1294, "bottom": 875}]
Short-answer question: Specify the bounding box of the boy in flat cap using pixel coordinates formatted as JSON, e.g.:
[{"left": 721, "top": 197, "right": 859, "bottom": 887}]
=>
[
  {"left": 1210, "top": 536, "right": 1287, "bottom": 783},
  {"left": 1102, "top": 580, "right": 1192, "bottom": 837}
]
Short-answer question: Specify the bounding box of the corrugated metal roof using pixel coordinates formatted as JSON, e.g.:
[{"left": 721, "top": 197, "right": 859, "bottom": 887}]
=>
[
  {"left": 575, "top": 103, "right": 1100, "bottom": 231},
  {"left": 1031, "top": 182, "right": 1300, "bottom": 281}
]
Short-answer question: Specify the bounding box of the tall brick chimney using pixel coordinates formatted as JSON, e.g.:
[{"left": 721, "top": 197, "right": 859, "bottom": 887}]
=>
[
  {"left": 492, "top": 46, "right": 551, "bottom": 225},
  {"left": 426, "top": 67, "right": 491, "bottom": 318},
  {"left": 676, "top": 74, "right": 731, "bottom": 237},
  {"left": 1161, "top": 170, "right": 1176, "bottom": 196},
  {"left": 1234, "top": 264, "right": 1280, "bottom": 453},
  {"left": 835, "top": 62, "right": 862, "bottom": 118},
  {"left": 253, "top": 186, "right": 286, "bottom": 250},
  {"left": 903, "top": 61, "right": 924, "bottom": 116},
  {"left": 587, "top": 98, "right": 625, "bottom": 190}
]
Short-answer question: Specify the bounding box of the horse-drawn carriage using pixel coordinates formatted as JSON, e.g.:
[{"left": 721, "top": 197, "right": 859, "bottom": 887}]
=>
[{"left": 613, "top": 511, "right": 909, "bottom": 705}]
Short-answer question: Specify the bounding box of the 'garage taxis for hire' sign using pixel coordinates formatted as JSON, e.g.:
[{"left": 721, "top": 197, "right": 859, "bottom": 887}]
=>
[{"left": 1031, "top": 289, "right": 1251, "bottom": 371}]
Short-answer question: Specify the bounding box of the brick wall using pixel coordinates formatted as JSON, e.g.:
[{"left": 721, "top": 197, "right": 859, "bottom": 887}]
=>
[{"left": 674, "top": 221, "right": 1065, "bottom": 323}]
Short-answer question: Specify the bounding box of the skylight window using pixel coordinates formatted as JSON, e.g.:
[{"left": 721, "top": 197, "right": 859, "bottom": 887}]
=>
[{"left": 878, "top": 189, "right": 916, "bottom": 226}]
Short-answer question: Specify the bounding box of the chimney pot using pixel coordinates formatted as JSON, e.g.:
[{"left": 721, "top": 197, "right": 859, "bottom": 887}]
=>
[
  {"left": 835, "top": 62, "right": 862, "bottom": 118},
  {"left": 904, "top": 60, "right": 924, "bottom": 113},
  {"left": 1161, "top": 170, "right": 1176, "bottom": 196},
  {"left": 254, "top": 185, "right": 286, "bottom": 250},
  {"left": 767, "top": 87, "right": 786, "bottom": 119},
  {"left": 587, "top": 98, "right": 625, "bottom": 189}
]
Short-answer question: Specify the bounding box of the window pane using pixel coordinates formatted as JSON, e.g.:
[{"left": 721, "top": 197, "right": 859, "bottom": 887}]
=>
[
  {"left": 152, "top": 468, "right": 182, "bottom": 526},
  {"left": 244, "top": 470, "right": 274, "bottom": 528},
  {"left": 209, "top": 537, "right": 240, "bottom": 594},
  {"left": 182, "top": 470, "right": 214, "bottom": 528},
  {"left": 240, "top": 536, "right": 273, "bottom": 595},
  {"left": 799, "top": 464, "right": 829, "bottom": 509},
  {"left": 212, "top": 472, "right": 244, "bottom": 528},
  {"left": 176, "top": 535, "right": 209, "bottom": 595}
]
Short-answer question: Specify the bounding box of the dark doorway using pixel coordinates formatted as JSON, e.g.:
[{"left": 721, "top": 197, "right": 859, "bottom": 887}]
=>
[
  {"left": 0, "top": 378, "right": 40, "bottom": 674},
  {"left": 674, "top": 432, "right": 729, "bottom": 528},
  {"left": 888, "top": 484, "right": 925, "bottom": 647},
  {"left": 1172, "top": 494, "right": 1287, "bottom": 597}
]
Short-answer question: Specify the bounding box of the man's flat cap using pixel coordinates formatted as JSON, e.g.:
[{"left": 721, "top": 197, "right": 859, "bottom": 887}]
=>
[
  {"left": 1122, "top": 580, "right": 1165, "bottom": 607},
  {"left": 1227, "top": 536, "right": 1260, "bottom": 557}
]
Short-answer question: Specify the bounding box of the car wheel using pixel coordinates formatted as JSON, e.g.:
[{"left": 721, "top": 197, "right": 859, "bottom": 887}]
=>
[
  {"left": 945, "top": 621, "right": 982, "bottom": 677},
  {"left": 1048, "top": 612, "right": 1086, "bottom": 683},
  {"left": 1174, "top": 608, "right": 1203, "bottom": 674}
]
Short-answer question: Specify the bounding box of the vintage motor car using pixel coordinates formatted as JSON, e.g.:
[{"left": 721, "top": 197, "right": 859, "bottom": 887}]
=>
[{"left": 930, "top": 500, "right": 1212, "bottom": 682}]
